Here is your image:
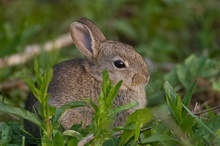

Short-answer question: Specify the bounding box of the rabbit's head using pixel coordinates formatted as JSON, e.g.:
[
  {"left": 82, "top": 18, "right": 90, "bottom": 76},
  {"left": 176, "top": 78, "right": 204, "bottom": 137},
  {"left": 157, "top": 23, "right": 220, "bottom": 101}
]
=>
[{"left": 70, "top": 18, "right": 149, "bottom": 92}]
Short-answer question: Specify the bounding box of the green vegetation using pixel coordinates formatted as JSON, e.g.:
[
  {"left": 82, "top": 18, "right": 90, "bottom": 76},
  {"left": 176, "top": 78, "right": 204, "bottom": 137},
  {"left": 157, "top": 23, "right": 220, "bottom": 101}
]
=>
[{"left": 0, "top": 0, "right": 220, "bottom": 145}]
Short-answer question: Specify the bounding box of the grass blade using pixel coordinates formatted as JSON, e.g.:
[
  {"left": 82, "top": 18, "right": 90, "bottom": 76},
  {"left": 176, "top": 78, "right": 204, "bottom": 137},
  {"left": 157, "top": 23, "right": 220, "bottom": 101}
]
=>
[
  {"left": 182, "top": 104, "right": 220, "bottom": 144},
  {"left": 182, "top": 81, "right": 196, "bottom": 107}
]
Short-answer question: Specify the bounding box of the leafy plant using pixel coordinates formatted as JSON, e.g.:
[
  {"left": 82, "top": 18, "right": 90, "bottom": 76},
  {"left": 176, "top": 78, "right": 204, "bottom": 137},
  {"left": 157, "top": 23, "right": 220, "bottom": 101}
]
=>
[
  {"left": 143, "top": 81, "right": 220, "bottom": 146},
  {"left": 165, "top": 54, "right": 220, "bottom": 89},
  {"left": 88, "top": 70, "right": 138, "bottom": 145},
  {"left": 119, "top": 108, "right": 152, "bottom": 146},
  {"left": 0, "top": 122, "right": 29, "bottom": 146},
  {"left": 0, "top": 58, "right": 87, "bottom": 145}
]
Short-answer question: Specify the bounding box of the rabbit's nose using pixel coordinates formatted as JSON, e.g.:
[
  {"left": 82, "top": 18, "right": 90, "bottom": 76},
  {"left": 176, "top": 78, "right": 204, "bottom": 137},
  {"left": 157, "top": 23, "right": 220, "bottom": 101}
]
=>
[
  {"left": 132, "top": 73, "right": 150, "bottom": 85},
  {"left": 142, "top": 71, "right": 150, "bottom": 84}
]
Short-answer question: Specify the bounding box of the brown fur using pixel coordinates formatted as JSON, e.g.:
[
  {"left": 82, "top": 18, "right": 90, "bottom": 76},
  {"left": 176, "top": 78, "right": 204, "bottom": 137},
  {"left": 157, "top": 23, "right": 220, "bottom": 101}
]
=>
[{"left": 25, "top": 18, "right": 150, "bottom": 136}]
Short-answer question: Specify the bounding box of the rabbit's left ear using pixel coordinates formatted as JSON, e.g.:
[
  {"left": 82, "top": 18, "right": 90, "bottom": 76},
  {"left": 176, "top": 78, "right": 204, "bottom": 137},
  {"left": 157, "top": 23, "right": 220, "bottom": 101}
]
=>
[{"left": 70, "top": 18, "right": 106, "bottom": 60}]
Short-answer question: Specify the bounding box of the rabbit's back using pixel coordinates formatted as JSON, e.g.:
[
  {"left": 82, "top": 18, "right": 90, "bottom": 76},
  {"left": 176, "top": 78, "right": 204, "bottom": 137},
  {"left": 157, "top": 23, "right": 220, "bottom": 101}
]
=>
[
  {"left": 49, "top": 59, "right": 101, "bottom": 107},
  {"left": 48, "top": 59, "right": 101, "bottom": 129}
]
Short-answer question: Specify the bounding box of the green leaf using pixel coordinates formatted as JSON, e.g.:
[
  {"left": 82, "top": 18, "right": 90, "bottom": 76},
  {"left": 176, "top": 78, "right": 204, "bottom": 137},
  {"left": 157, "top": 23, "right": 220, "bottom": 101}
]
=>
[
  {"left": 125, "top": 108, "right": 152, "bottom": 124},
  {"left": 47, "top": 106, "right": 56, "bottom": 118},
  {"left": 67, "top": 138, "right": 78, "bottom": 146},
  {"left": 103, "top": 137, "right": 120, "bottom": 146},
  {"left": 63, "top": 130, "right": 82, "bottom": 140},
  {"left": 22, "top": 74, "right": 41, "bottom": 102},
  {"left": 176, "top": 64, "right": 190, "bottom": 87},
  {"left": 101, "top": 70, "right": 111, "bottom": 97},
  {"left": 0, "top": 103, "right": 42, "bottom": 127},
  {"left": 106, "top": 80, "right": 122, "bottom": 106},
  {"left": 52, "top": 101, "right": 87, "bottom": 127},
  {"left": 34, "top": 57, "right": 43, "bottom": 87},
  {"left": 182, "top": 81, "right": 196, "bottom": 107},
  {"left": 196, "top": 114, "right": 220, "bottom": 140},
  {"left": 86, "top": 98, "right": 98, "bottom": 112},
  {"left": 164, "top": 81, "right": 176, "bottom": 102},
  {"left": 165, "top": 54, "right": 219, "bottom": 89},
  {"left": 42, "top": 134, "right": 53, "bottom": 146},
  {"left": 213, "top": 78, "right": 220, "bottom": 92},
  {"left": 119, "top": 108, "right": 152, "bottom": 146},
  {"left": 53, "top": 131, "right": 65, "bottom": 146},
  {"left": 109, "top": 102, "right": 138, "bottom": 116},
  {"left": 182, "top": 104, "right": 220, "bottom": 144},
  {"left": 0, "top": 123, "right": 11, "bottom": 145},
  {"left": 140, "top": 134, "right": 178, "bottom": 144},
  {"left": 164, "top": 81, "right": 182, "bottom": 121},
  {"left": 119, "top": 125, "right": 136, "bottom": 146},
  {"left": 40, "top": 68, "right": 53, "bottom": 103}
]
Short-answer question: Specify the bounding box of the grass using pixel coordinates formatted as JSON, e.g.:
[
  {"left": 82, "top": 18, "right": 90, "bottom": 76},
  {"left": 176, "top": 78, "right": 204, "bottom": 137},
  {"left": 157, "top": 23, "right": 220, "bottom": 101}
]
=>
[{"left": 0, "top": 0, "right": 220, "bottom": 145}]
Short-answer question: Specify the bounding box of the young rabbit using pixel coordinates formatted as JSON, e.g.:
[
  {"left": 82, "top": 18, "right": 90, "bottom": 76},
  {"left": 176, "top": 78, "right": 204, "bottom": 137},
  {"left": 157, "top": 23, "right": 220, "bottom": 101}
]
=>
[{"left": 25, "top": 18, "right": 150, "bottom": 136}]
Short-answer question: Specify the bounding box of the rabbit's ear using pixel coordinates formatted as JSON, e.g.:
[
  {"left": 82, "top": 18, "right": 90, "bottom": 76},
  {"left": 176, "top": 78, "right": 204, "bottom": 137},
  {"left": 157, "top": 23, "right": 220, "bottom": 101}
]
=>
[{"left": 70, "top": 18, "right": 106, "bottom": 60}]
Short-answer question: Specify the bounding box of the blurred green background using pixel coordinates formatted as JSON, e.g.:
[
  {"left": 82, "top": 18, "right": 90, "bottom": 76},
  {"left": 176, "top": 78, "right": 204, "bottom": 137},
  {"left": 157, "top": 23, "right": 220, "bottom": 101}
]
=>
[{"left": 0, "top": 0, "right": 220, "bottom": 120}]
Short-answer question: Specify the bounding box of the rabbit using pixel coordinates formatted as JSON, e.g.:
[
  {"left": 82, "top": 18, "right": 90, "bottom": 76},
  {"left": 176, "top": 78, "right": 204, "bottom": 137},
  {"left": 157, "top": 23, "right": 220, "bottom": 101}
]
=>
[{"left": 24, "top": 18, "right": 150, "bottom": 137}]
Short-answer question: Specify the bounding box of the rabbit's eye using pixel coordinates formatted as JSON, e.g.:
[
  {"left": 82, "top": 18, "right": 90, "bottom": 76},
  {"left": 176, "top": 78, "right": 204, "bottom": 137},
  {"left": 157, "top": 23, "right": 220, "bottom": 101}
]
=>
[{"left": 113, "top": 60, "right": 126, "bottom": 69}]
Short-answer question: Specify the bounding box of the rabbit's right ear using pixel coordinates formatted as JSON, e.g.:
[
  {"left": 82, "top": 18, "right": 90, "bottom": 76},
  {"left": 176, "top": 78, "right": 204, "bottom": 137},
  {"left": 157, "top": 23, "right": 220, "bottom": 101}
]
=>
[{"left": 70, "top": 18, "right": 106, "bottom": 60}]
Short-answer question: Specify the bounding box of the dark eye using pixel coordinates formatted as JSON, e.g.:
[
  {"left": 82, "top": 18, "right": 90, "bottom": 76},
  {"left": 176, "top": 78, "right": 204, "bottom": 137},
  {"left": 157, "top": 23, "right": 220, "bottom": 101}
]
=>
[{"left": 113, "top": 60, "right": 126, "bottom": 69}]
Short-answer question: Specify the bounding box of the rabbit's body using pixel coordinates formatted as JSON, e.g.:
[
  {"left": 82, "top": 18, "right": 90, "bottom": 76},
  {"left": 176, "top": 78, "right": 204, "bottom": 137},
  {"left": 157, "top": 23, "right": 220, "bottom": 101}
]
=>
[
  {"left": 48, "top": 59, "right": 101, "bottom": 129},
  {"left": 25, "top": 18, "right": 149, "bottom": 136}
]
